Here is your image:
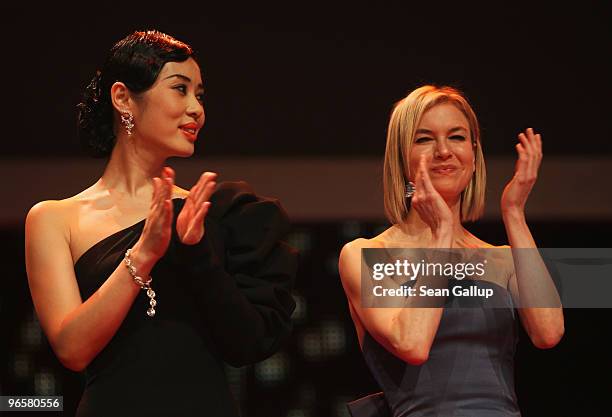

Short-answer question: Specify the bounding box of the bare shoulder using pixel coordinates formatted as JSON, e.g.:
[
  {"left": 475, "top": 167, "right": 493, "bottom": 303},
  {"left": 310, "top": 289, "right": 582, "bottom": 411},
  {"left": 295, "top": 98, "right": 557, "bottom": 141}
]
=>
[
  {"left": 490, "top": 244, "right": 515, "bottom": 268},
  {"left": 25, "top": 199, "right": 71, "bottom": 240},
  {"left": 341, "top": 237, "right": 384, "bottom": 259},
  {"left": 461, "top": 230, "right": 512, "bottom": 258},
  {"left": 339, "top": 224, "right": 396, "bottom": 275},
  {"left": 26, "top": 187, "right": 107, "bottom": 250},
  {"left": 25, "top": 199, "right": 74, "bottom": 285},
  {"left": 339, "top": 237, "right": 386, "bottom": 285},
  {"left": 470, "top": 241, "right": 515, "bottom": 284}
]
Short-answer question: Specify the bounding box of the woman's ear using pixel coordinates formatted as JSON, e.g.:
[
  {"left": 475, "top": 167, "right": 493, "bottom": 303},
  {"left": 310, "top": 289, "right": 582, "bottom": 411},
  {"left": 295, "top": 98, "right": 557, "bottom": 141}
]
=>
[{"left": 110, "top": 81, "right": 132, "bottom": 114}]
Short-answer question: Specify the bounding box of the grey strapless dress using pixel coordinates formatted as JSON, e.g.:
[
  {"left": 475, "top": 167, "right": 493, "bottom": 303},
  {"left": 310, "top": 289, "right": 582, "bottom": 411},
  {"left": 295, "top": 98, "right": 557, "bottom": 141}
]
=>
[{"left": 349, "top": 280, "right": 521, "bottom": 417}]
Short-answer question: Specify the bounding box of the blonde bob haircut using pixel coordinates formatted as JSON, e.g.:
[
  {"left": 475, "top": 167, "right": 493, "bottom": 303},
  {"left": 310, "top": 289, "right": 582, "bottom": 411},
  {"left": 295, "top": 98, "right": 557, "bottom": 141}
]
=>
[{"left": 383, "top": 85, "right": 486, "bottom": 225}]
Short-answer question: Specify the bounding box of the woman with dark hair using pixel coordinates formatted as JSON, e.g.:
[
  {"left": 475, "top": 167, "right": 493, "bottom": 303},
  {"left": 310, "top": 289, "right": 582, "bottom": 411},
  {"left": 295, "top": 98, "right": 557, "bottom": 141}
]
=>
[
  {"left": 25, "top": 30, "right": 296, "bottom": 417},
  {"left": 339, "top": 85, "right": 564, "bottom": 416}
]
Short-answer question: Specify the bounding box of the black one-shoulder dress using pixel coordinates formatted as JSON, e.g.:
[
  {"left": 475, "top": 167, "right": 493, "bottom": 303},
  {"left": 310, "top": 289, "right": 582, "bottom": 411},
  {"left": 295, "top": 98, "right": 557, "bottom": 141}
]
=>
[{"left": 73, "top": 182, "right": 297, "bottom": 417}]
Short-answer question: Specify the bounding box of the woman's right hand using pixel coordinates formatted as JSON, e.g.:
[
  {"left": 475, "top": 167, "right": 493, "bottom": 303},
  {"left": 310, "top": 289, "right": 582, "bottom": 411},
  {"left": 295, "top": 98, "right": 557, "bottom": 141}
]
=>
[
  {"left": 410, "top": 155, "right": 454, "bottom": 244},
  {"left": 132, "top": 171, "right": 175, "bottom": 264}
]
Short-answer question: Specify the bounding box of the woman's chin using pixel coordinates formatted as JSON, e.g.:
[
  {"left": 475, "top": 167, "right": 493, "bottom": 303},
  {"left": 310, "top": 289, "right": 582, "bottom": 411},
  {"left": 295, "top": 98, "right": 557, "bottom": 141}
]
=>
[
  {"left": 171, "top": 143, "right": 196, "bottom": 158},
  {"left": 434, "top": 187, "right": 464, "bottom": 203}
]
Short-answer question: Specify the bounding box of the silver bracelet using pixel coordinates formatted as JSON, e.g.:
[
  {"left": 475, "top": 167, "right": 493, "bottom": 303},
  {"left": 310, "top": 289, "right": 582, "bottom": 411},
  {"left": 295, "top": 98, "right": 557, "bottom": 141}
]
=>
[{"left": 124, "top": 248, "right": 157, "bottom": 317}]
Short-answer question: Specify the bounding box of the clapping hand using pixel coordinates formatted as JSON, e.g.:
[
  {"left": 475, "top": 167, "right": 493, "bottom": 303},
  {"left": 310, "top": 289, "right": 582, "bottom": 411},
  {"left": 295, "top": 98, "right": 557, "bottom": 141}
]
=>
[
  {"left": 134, "top": 168, "right": 175, "bottom": 263},
  {"left": 161, "top": 167, "right": 217, "bottom": 245},
  {"left": 501, "top": 128, "right": 542, "bottom": 216},
  {"left": 411, "top": 155, "right": 454, "bottom": 242}
]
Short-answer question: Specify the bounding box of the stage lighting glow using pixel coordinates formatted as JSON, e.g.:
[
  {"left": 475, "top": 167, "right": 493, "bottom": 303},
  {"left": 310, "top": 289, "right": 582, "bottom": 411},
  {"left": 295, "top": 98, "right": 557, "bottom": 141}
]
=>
[
  {"left": 34, "top": 370, "right": 56, "bottom": 395},
  {"left": 254, "top": 352, "right": 289, "bottom": 386},
  {"left": 12, "top": 353, "right": 31, "bottom": 379},
  {"left": 21, "top": 312, "right": 43, "bottom": 350},
  {"left": 300, "top": 320, "right": 346, "bottom": 361},
  {"left": 320, "top": 320, "right": 346, "bottom": 355},
  {"left": 301, "top": 331, "right": 322, "bottom": 360}
]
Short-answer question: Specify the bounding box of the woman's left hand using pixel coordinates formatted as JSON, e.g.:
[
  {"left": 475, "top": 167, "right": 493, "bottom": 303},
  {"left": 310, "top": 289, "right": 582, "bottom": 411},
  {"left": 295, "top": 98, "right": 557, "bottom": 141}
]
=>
[
  {"left": 174, "top": 169, "right": 218, "bottom": 245},
  {"left": 501, "top": 127, "right": 543, "bottom": 215}
]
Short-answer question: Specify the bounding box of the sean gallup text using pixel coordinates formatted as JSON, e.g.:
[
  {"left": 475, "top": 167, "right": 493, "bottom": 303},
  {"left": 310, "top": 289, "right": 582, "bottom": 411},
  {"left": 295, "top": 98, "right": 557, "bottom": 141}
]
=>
[{"left": 372, "top": 284, "right": 494, "bottom": 299}]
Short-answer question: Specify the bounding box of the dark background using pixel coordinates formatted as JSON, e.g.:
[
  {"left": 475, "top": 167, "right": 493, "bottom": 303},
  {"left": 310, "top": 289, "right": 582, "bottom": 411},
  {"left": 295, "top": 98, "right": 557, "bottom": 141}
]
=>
[
  {"left": 2, "top": 1, "right": 610, "bottom": 158},
  {"left": 1, "top": 2, "right": 610, "bottom": 416}
]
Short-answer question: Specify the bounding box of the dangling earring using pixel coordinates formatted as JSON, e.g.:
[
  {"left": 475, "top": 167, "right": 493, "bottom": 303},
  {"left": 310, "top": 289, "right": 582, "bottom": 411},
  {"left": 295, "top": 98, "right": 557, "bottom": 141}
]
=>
[
  {"left": 121, "top": 111, "right": 135, "bottom": 136},
  {"left": 404, "top": 181, "right": 416, "bottom": 198}
]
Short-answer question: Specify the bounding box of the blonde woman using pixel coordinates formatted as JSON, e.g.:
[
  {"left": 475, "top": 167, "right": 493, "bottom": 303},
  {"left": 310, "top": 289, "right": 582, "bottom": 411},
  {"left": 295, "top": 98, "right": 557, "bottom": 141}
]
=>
[{"left": 340, "top": 86, "right": 564, "bottom": 417}]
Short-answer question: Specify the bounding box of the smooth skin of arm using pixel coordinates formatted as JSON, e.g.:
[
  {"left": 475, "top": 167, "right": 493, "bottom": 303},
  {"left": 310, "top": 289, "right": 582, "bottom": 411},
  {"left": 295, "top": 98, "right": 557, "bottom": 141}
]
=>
[
  {"left": 340, "top": 240, "right": 443, "bottom": 365},
  {"left": 339, "top": 156, "right": 454, "bottom": 365},
  {"left": 25, "top": 168, "right": 216, "bottom": 371},
  {"left": 25, "top": 200, "right": 154, "bottom": 372},
  {"left": 25, "top": 176, "right": 172, "bottom": 371},
  {"left": 502, "top": 128, "right": 564, "bottom": 348}
]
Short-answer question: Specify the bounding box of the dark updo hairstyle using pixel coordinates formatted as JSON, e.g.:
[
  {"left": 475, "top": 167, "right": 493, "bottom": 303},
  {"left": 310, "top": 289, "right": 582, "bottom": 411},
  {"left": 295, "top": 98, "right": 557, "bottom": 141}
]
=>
[{"left": 77, "top": 30, "right": 195, "bottom": 158}]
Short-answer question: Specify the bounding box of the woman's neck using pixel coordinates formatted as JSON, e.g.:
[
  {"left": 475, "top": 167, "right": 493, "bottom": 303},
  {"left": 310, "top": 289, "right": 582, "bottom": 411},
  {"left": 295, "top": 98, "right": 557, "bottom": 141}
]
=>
[{"left": 97, "top": 135, "right": 166, "bottom": 202}]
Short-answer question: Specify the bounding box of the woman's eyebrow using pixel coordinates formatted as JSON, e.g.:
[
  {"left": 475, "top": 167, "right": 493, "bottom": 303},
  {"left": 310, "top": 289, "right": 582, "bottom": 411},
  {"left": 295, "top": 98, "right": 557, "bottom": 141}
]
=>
[
  {"left": 163, "top": 73, "right": 204, "bottom": 89},
  {"left": 448, "top": 126, "right": 468, "bottom": 133},
  {"left": 164, "top": 73, "right": 191, "bottom": 82},
  {"left": 415, "top": 126, "right": 467, "bottom": 135}
]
